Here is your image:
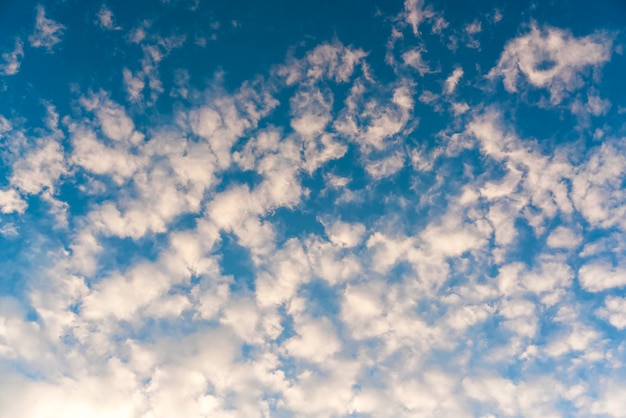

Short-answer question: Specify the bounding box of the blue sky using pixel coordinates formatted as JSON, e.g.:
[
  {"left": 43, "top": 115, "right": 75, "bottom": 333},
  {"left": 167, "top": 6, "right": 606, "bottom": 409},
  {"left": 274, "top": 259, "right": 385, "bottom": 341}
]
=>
[{"left": 1, "top": 0, "right": 626, "bottom": 416}]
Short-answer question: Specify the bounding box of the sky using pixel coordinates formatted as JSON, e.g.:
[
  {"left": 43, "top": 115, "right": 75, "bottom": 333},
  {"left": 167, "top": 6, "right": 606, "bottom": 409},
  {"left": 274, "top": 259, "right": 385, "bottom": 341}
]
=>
[{"left": 0, "top": 0, "right": 626, "bottom": 416}]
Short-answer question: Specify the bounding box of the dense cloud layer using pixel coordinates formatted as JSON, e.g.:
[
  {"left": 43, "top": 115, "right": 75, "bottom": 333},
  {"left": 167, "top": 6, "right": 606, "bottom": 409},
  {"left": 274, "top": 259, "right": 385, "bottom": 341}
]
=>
[{"left": 0, "top": 1, "right": 625, "bottom": 417}]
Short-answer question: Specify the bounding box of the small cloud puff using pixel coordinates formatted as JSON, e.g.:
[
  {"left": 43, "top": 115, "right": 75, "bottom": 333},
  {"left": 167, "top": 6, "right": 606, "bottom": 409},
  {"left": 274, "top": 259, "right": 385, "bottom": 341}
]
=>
[
  {"left": 546, "top": 226, "right": 582, "bottom": 249},
  {"left": 0, "top": 189, "right": 27, "bottom": 214},
  {"left": 325, "top": 220, "right": 366, "bottom": 248}
]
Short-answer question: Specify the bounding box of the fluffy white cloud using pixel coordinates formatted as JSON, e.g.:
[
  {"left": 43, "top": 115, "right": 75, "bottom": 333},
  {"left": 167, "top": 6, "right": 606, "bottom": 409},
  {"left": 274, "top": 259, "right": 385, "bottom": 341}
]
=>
[
  {"left": 404, "top": 0, "right": 427, "bottom": 35},
  {"left": 1, "top": 4, "right": 626, "bottom": 416},
  {"left": 490, "top": 24, "right": 613, "bottom": 103},
  {"left": 97, "top": 5, "right": 120, "bottom": 30},
  {"left": 283, "top": 315, "right": 341, "bottom": 363},
  {"left": 277, "top": 42, "right": 366, "bottom": 85},
  {"left": 0, "top": 189, "right": 26, "bottom": 214},
  {"left": 547, "top": 226, "right": 582, "bottom": 249},
  {"left": 596, "top": 296, "right": 626, "bottom": 329},
  {"left": 290, "top": 87, "right": 333, "bottom": 137},
  {"left": 0, "top": 39, "right": 24, "bottom": 76}
]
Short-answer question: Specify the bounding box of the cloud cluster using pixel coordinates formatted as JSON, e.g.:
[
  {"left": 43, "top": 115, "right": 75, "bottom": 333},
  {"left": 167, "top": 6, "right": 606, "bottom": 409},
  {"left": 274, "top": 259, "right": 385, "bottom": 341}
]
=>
[
  {"left": 489, "top": 23, "right": 613, "bottom": 103},
  {"left": 0, "top": 1, "right": 625, "bottom": 417}
]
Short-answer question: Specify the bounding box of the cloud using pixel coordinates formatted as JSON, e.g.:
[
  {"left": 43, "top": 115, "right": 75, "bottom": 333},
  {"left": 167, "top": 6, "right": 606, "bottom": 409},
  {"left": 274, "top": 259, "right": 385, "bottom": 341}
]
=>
[
  {"left": 0, "top": 39, "right": 24, "bottom": 76},
  {"left": 365, "top": 150, "right": 405, "bottom": 179},
  {"left": 122, "top": 68, "right": 145, "bottom": 100},
  {"left": 283, "top": 315, "right": 341, "bottom": 363},
  {"left": 97, "top": 5, "right": 121, "bottom": 30},
  {"left": 29, "top": 6, "right": 65, "bottom": 52},
  {"left": 324, "top": 220, "right": 365, "bottom": 248},
  {"left": 489, "top": 24, "right": 613, "bottom": 103},
  {"left": 335, "top": 81, "right": 415, "bottom": 150},
  {"left": 444, "top": 67, "right": 463, "bottom": 95},
  {"left": 277, "top": 42, "right": 367, "bottom": 86},
  {"left": 579, "top": 263, "right": 626, "bottom": 292},
  {"left": 402, "top": 48, "right": 432, "bottom": 75},
  {"left": 596, "top": 296, "right": 626, "bottom": 329},
  {"left": 123, "top": 24, "right": 187, "bottom": 103},
  {"left": 403, "top": 0, "right": 431, "bottom": 36},
  {"left": 290, "top": 87, "right": 333, "bottom": 137},
  {"left": 0, "top": 189, "right": 27, "bottom": 214},
  {"left": 546, "top": 226, "right": 582, "bottom": 249},
  {"left": 2, "top": 2, "right": 626, "bottom": 416},
  {"left": 10, "top": 138, "right": 67, "bottom": 195}
]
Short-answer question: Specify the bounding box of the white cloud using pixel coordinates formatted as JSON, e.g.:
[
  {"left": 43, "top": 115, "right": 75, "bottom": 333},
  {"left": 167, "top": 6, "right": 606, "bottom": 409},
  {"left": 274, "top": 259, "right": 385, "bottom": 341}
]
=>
[
  {"left": 255, "top": 239, "right": 310, "bottom": 307},
  {"left": 596, "top": 296, "right": 626, "bottom": 329},
  {"left": 277, "top": 42, "right": 366, "bottom": 86},
  {"left": 444, "top": 67, "right": 463, "bottom": 95},
  {"left": 0, "top": 39, "right": 24, "bottom": 76},
  {"left": 122, "top": 68, "right": 145, "bottom": 101},
  {"left": 526, "top": 264, "right": 572, "bottom": 306},
  {"left": 124, "top": 27, "right": 187, "bottom": 103},
  {"left": 402, "top": 48, "right": 431, "bottom": 75},
  {"left": 446, "top": 303, "right": 494, "bottom": 331},
  {"left": 498, "top": 298, "right": 538, "bottom": 338},
  {"left": 591, "top": 382, "right": 626, "bottom": 417},
  {"left": 325, "top": 220, "right": 365, "bottom": 248},
  {"left": 10, "top": 138, "right": 67, "bottom": 195},
  {"left": 341, "top": 281, "right": 387, "bottom": 339},
  {"left": 547, "top": 226, "right": 582, "bottom": 249},
  {"left": 29, "top": 6, "right": 65, "bottom": 52},
  {"left": 70, "top": 126, "right": 143, "bottom": 183},
  {"left": 421, "top": 210, "right": 488, "bottom": 258},
  {"left": 404, "top": 0, "right": 427, "bottom": 35},
  {"left": 464, "top": 376, "right": 564, "bottom": 417},
  {"left": 451, "top": 101, "right": 470, "bottom": 115},
  {"left": 97, "top": 5, "right": 121, "bottom": 30},
  {"left": 2, "top": 6, "right": 626, "bottom": 416},
  {"left": 335, "top": 82, "right": 415, "bottom": 150},
  {"left": 0, "top": 189, "right": 27, "bottom": 214},
  {"left": 570, "top": 142, "right": 626, "bottom": 230},
  {"left": 365, "top": 150, "right": 405, "bottom": 179},
  {"left": 95, "top": 103, "right": 137, "bottom": 143},
  {"left": 290, "top": 87, "right": 333, "bottom": 137},
  {"left": 0, "top": 115, "right": 11, "bottom": 134},
  {"left": 283, "top": 315, "right": 341, "bottom": 363},
  {"left": 579, "top": 263, "right": 626, "bottom": 292},
  {"left": 489, "top": 24, "right": 613, "bottom": 103},
  {"left": 302, "top": 133, "right": 348, "bottom": 173},
  {"left": 465, "top": 20, "right": 482, "bottom": 35}
]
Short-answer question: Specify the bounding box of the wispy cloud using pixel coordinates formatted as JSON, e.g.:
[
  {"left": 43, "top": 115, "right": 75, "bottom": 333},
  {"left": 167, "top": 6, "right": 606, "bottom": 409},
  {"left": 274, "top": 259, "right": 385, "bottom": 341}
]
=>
[
  {"left": 0, "top": 39, "right": 24, "bottom": 75},
  {"left": 28, "top": 5, "right": 65, "bottom": 52},
  {"left": 489, "top": 23, "right": 613, "bottom": 103}
]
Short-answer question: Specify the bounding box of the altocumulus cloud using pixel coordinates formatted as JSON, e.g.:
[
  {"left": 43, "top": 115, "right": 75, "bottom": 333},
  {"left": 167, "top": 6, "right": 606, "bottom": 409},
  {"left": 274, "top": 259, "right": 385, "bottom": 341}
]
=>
[{"left": 0, "top": 0, "right": 626, "bottom": 417}]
